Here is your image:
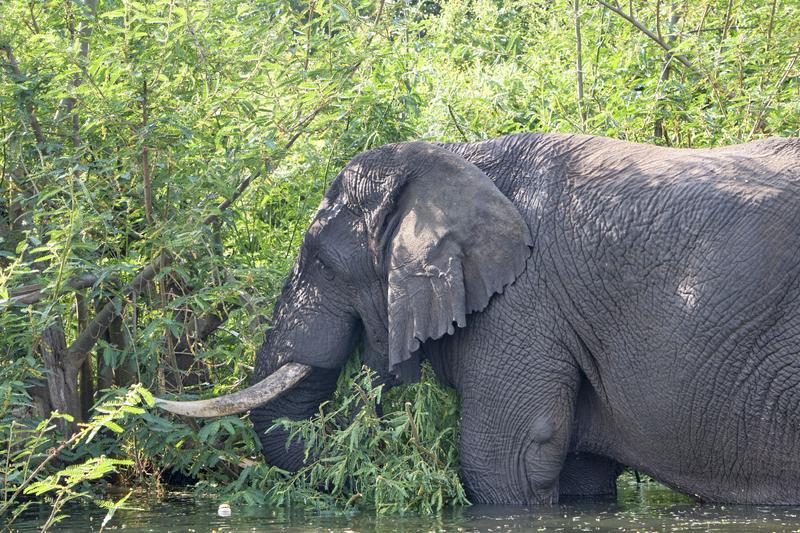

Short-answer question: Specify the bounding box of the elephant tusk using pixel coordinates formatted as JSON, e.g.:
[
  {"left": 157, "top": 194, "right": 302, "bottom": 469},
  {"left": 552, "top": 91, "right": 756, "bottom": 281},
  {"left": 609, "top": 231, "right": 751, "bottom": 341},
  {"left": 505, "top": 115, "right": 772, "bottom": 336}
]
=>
[{"left": 153, "top": 362, "right": 313, "bottom": 417}]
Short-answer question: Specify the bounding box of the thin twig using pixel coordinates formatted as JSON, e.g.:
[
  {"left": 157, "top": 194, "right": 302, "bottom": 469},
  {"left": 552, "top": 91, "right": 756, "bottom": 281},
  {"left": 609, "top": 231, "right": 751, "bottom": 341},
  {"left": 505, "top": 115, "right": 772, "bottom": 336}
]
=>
[
  {"left": 447, "top": 105, "right": 468, "bottom": 141},
  {"left": 722, "top": 0, "right": 734, "bottom": 41},
  {"left": 686, "top": 25, "right": 754, "bottom": 34},
  {"left": 28, "top": 1, "right": 41, "bottom": 33},
  {"left": 694, "top": 0, "right": 711, "bottom": 35},
  {"left": 596, "top": 0, "right": 692, "bottom": 69},
  {"left": 597, "top": 0, "right": 726, "bottom": 112},
  {"left": 404, "top": 402, "right": 442, "bottom": 468},
  {"left": 656, "top": 0, "right": 663, "bottom": 43},
  {"left": 574, "top": 0, "right": 586, "bottom": 130},
  {"left": 748, "top": 46, "right": 800, "bottom": 139},
  {"left": 366, "top": 0, "right": 387, "bottom": 47},
  {"left": 654, "top": 4, "right": 681, "bottom": 143},
  {"left": 766, "top": 0, "right": 777, "bottom": 52},
  {"left": 141, "top": 80, "right": 153, "bottom": 224}
]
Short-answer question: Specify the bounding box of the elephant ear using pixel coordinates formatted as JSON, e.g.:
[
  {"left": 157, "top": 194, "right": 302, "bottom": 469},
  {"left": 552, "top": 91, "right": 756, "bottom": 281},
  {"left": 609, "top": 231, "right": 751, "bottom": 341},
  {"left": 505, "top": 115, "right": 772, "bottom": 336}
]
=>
[{"left": 377, "top": 142, "right": 533, "bottom": 380}]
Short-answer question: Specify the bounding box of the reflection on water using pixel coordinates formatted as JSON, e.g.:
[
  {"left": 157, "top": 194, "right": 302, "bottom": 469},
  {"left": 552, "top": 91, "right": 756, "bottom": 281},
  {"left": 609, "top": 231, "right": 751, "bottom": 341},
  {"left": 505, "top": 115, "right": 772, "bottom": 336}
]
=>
[{"left": 9, "top": 480, "right": 800, "bottom": 532}]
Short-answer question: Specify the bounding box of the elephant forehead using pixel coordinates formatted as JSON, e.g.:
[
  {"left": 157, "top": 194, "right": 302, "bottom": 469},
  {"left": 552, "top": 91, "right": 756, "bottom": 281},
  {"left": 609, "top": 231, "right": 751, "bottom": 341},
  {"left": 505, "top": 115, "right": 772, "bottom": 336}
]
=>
[
  {"left": 338, "top": 148, "right": 403, "bottom": 208},
  {"left": 309, "top": 197, "right": 343, "bottom": 228},
  {"left": 304, "top": 200, "right": 367, "bottom": 268}
]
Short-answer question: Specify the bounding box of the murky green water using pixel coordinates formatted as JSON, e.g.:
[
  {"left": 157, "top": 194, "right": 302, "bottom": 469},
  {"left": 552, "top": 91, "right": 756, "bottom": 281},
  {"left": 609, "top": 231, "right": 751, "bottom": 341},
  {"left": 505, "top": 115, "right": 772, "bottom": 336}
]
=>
[{"left": 9, "top": 480, "right": 800, "bottom": 532}]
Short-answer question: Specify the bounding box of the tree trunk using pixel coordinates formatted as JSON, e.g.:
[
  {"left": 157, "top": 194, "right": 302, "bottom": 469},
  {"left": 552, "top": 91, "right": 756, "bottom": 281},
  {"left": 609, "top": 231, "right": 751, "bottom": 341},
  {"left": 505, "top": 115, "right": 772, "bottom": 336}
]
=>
[
  {"left": 95, "top": 298, "right": 114, "bottom": 391},
  {"left": 111, "top": 313, "right": 136, "bottom": 386},
  {"left": 76, "top": 293, "right": 94, "bottom": 422},
  {"left": 40, "top": 317, "right": 80, "bottom": 434}
]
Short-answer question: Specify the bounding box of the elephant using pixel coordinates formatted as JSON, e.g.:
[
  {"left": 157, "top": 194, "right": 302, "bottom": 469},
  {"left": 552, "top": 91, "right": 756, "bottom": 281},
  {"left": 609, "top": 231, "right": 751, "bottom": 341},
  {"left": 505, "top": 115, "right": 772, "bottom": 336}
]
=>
[{"left": 156, "top": 132, "right": 800, "bottom": 505}]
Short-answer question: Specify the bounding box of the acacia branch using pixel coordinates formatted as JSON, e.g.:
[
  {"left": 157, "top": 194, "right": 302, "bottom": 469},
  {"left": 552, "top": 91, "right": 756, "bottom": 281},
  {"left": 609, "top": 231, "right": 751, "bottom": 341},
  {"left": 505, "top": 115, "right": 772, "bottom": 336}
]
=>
[
  {"left": 597, "top": 0, "right": 727, "bottom": 112},
  {"left": 748, "top": 45, "right": 800, "bottom": 139},
  {"left": 596, "top": 0, "right": 693, "bottom": 70},
  {"left": 5, "top": 273, "right": 100, "bottom": 306},
  {"left": 62, "top": 253, "right": 171, "bottom": 374}
]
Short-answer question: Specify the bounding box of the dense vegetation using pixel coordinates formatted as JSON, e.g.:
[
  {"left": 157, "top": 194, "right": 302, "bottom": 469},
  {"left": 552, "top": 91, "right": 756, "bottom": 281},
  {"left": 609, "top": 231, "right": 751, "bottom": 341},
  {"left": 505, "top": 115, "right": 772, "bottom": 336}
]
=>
[{"left": 1, "top": 0, "right": 798, "bottom": 528}]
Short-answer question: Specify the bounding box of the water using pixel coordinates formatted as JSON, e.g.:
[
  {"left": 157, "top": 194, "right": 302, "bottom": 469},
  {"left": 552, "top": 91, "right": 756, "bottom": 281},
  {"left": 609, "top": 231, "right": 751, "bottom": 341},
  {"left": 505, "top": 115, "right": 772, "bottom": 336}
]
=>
[{"left": 9, "top": 480, "right": 800, "bottom": 532}]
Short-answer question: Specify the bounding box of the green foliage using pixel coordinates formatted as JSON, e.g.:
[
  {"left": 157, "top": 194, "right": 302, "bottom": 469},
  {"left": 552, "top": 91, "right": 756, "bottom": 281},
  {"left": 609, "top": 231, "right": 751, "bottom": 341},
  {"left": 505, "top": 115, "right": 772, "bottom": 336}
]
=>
[
  {"left": 0, "top": 385, "right": 152, "bottom": 530},
  {"left": 1, "top": 0, "right": 799, "bottom": 527},
  {"left": 249, "top": 361, "right": 465, "bottom": 514}
]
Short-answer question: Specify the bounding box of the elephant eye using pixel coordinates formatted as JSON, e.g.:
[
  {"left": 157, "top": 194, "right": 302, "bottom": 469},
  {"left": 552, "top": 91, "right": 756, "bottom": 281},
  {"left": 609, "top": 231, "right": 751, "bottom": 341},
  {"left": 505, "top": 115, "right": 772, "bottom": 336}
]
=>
[{"left": 316, "top": 257, "right": 335, "bottom": 281}]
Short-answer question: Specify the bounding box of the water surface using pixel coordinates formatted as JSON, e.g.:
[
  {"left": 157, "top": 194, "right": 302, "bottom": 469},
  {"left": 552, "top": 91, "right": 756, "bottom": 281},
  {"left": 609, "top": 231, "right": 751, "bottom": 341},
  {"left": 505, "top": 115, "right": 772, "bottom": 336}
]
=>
[{"left": 9, "top": 480, "right": 800, "bottom": 532}]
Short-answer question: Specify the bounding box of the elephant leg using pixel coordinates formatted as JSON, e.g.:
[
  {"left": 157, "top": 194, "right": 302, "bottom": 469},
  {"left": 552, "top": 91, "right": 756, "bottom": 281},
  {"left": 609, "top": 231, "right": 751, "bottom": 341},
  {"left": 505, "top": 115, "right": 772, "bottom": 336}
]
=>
[
  {"left": 558, "top": 453, "right": 622, "bottom": 500},
  {"left": 458, "top": 345, "right": 580, "bottom": 505}
]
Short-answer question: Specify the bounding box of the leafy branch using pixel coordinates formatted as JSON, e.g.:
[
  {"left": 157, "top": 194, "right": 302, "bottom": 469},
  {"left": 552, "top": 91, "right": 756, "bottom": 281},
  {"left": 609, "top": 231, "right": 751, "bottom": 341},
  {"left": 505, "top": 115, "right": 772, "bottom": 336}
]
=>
[{"left": 0, "top": 385, "right": 154, "bottom": 529}]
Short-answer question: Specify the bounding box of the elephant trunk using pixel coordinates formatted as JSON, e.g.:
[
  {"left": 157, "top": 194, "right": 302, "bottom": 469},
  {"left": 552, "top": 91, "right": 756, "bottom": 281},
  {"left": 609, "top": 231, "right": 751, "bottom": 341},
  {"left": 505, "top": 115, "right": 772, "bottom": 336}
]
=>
[{"left": 249, "top": 365, "right": 341, "bottom": 472}]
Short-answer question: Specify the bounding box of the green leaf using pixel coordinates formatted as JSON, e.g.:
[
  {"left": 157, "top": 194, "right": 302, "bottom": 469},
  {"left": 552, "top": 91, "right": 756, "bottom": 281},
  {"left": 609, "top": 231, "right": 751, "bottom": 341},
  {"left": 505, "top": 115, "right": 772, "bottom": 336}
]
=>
[{"left": 103, "top": 421, "right": 124, "bottom": 433}]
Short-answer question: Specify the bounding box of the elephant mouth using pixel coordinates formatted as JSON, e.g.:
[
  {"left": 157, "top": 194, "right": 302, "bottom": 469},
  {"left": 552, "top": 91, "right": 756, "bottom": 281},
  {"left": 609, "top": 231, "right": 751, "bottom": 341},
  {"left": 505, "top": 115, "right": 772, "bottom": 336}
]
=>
[{"left": 153, "top": 362, "right": 313, "bottom": 417}]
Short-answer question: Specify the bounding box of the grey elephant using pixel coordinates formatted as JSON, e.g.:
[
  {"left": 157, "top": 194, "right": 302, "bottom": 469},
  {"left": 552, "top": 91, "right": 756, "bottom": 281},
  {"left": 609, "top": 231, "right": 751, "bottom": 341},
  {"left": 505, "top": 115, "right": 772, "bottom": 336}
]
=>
[{"left": 157, "top": 132, "right": 800, "bottom": 505}]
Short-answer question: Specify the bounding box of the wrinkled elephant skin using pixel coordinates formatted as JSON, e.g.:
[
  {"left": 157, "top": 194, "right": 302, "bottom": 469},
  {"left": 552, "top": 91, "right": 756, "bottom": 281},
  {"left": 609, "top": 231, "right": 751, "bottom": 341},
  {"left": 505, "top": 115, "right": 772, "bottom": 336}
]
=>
[{"left": 240, "top": 133, "right": 800, "bottom": 505}]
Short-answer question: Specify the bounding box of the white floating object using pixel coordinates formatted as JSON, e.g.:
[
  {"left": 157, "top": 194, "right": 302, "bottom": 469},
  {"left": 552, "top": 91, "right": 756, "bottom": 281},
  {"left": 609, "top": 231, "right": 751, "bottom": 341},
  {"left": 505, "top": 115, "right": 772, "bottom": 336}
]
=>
[{"left": 218, "top": 503, "right": 232, "bottom": 517}]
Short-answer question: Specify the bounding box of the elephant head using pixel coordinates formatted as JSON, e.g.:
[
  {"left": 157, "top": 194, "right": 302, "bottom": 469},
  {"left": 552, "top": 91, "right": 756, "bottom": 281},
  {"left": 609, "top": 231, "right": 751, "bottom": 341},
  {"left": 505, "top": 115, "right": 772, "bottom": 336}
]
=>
[{"left": 156, "top": 141, "right": 532, "bottom": 471}]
